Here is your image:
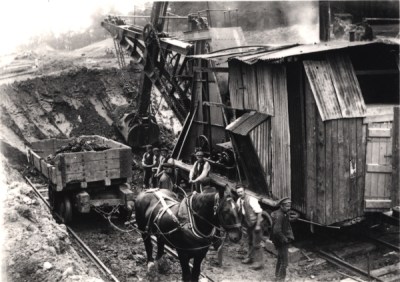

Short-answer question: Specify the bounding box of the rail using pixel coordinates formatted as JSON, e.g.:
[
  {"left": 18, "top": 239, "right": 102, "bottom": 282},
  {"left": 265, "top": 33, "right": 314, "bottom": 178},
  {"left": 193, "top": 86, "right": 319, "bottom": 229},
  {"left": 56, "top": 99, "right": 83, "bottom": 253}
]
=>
[
  {"left": 25, "top": 176, "right": 215, "bottom": 282},
  {"left": 24, "top": 176, "right": 120, "bottom": 282}
]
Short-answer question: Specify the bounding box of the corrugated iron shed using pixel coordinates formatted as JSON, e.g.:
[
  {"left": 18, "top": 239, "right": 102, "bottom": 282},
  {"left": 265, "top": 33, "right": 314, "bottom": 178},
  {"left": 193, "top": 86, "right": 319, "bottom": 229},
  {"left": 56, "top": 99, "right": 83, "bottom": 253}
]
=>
[{"left": 226, "top": 111, "right": 269, "bottom": 136}]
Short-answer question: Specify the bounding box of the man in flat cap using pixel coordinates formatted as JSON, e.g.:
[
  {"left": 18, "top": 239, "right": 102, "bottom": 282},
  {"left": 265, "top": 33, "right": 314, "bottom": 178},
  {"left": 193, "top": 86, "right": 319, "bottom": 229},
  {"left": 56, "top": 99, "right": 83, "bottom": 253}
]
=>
[
  {"left": 158, "top": 162, "right": 176, "bottom": 191},
  {"left": 271, "top": 197, "right": 294, "bottom": 281},
  {"left": 236, "top": 184, "right": 264, "bottom": 270},
  {"left": 141, "top": 145, "right": 154, "bottom": 189},
  {"left": 189, "top": 150, "right": 210, "bottom": 193}
]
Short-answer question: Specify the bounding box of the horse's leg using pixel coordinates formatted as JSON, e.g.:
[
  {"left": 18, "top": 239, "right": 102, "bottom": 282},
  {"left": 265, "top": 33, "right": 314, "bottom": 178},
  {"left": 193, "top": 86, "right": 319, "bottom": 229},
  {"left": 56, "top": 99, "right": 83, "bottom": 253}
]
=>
[
  {"left": 156, "top": 236, "right": 165, "bottom": 260},
  {"left": 177, "top": 251, "right": 191, "bottom": 282},
  {"left": 191, "top": 253, "right": 206, "bottom": 282},
  {"left": 142, "top": 233, "right": 154, "bottom": 263}
]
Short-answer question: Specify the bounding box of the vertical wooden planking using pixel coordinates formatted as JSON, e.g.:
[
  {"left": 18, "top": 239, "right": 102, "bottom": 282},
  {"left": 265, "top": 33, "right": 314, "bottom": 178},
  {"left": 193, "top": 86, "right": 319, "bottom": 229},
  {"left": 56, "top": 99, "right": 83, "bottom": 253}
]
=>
[
  {"left": 256, "top": 64, "right": 274, "bottom": 115},
  {"left": 243, "top": 64, "right": 258, "bottom": 111},
  {"left": 392, "top": 107, "right": 400, "bottom": 206},
  {"left": 242, "top": 64, "right": 251, "bottom": 110},
  {"left": 349, "top": 119, "right": 358, "bottom": 218},
  {"left": 316, "top": 114, "right": 326, "bottom": 224},
  {"left": 337, "top": 119, "right": 346, "bottom": 221},
  {"left": 377, "top": 122, "right": 386, "bottom": 198},
  {"left": 305, "top": 79, "right": 317, "bottom": 221},
  {"left": 325, "top": 120, "right": 333, "bottom": 224},
  {"left": 228, "top": 62, "right": 244, "bottom": 110},
  {"left": 370, "top": 124, "right": 380, "bottom": 197},
  {"left": 331, "top": 119, "right": 340, "bottom": 222},
  {"left": 356, "top": 119, "right": 366, "bottom": 215},
  {"left": 342, "top": 120, "right": 350, "bottom": 221}
]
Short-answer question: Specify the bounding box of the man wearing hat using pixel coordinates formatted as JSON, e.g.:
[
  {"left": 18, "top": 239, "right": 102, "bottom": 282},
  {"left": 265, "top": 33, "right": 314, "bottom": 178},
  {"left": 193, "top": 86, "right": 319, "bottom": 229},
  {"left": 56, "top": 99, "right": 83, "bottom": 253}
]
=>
[
  {"left": 189, "top": 150, "right": 210, "bottom": 193},
  {"left": 141, "top": 145, "right": 154, "bottom": 189},
  {"left": 151, "top": 147, "right": 161, "bottom": 188},
  {"left": 271, "top": 197, "right": 294, "bottom": 281},
  {"left": 158, "top": 162, "right": 176, "bottom": 190},
  {"left": 236, "top": 184, "right": 264, "bottom": 270}
]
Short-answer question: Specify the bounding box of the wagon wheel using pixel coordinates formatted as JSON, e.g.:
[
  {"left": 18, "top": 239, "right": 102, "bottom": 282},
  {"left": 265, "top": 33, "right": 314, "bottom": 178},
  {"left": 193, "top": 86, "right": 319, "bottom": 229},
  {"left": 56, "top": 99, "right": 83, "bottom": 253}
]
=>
[
  {"left": 57, "top": 195, "right": 73, "bottom": 224},
  {"left": 261, "top": 211, "right": 272, "bottom": 237}
]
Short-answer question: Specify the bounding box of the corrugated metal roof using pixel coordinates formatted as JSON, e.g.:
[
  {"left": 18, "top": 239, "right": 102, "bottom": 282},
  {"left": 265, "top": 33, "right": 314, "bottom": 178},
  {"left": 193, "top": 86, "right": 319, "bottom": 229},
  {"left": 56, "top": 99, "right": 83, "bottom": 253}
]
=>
[
  {"left": 191, "top": 40, "right": 398, "bottom": 65},
  {"left": 226, "top": 111, "right": 269, "bottom": 135}
]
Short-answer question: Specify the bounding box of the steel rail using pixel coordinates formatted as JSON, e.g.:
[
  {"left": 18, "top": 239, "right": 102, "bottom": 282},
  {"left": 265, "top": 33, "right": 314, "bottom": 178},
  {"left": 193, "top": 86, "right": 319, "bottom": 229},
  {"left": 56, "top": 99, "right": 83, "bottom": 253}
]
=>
[
  {"left": 367, "top": 235, "right": 400, "bottom": 252},
  {"left": 316, "top": 250, "right": 384, "bottom": 282},
  {"left": 24, "top": 176, "right": 120, "bottom": 282}
]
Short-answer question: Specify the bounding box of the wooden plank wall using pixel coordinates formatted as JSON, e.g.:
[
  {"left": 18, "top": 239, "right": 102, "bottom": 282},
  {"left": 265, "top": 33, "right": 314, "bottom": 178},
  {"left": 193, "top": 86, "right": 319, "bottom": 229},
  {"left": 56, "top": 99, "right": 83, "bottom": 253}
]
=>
[
  {"left": 270, "top": 65, "right": 291, "bottom": 200},
  {"left": 364, "top": 107, "right": 394, "bottom": 210},
  {"left": 249, "top": 120, "right": 271, "bottom": 193},
  {"left": 228, "top": 61, "right": 274, "bottom": 116},
  {"left": 305, "top": 79, "right": 365, "bottom": 225},
  {"left": 392, "top": 106, "right": 400, "bottom": 206}
]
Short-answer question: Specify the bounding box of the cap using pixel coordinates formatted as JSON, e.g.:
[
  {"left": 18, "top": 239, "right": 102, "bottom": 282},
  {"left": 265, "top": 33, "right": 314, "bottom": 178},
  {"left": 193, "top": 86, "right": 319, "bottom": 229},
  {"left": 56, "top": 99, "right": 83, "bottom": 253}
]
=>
[
  {"left": 160, "top": 147, "right": 168, "bottom": 152},
  {"left": 278, "top": 197, "right": 292, "bottom": 206},
  {"left": 145, "top": 144, "right": 153, "bottom": 149},
  {"left": 235, "top": 183, "right": 247, "bottom": 190},
  {"left": 195, "top": 151, "right": 204, "bottom": 157},
  {"left": 153, "top": 147, "right": 160, "bottom": 152}
]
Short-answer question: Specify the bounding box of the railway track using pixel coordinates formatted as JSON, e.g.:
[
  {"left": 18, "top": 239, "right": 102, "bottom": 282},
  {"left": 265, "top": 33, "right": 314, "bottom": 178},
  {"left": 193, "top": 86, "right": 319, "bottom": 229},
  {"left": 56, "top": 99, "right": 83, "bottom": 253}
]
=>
[
  {"left": 24, "top": 176, "right": 215, "bottom": 282},
  {"left": 306, "top": 226, "right": 400, "bottom": 282}
]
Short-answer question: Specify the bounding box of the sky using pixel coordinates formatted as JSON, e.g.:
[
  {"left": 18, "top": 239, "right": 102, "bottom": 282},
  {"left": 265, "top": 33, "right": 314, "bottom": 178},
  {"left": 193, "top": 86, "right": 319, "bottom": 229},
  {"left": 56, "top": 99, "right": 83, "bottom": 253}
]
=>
[{"left": 0, "top": 0, "right": 149, "bottom": 55}]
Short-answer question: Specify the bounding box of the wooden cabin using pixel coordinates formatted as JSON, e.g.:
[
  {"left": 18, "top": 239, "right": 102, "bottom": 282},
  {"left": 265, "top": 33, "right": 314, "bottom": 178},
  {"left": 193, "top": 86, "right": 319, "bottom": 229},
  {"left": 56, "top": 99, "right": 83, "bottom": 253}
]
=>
[{"left": 226, "top": 41, "right": 399, "bottom": 225}]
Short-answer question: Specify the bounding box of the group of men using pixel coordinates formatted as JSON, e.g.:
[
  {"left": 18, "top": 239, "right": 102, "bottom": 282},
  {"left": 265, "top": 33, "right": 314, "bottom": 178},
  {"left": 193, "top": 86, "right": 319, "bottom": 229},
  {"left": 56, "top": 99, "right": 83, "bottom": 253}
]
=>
[
  {"left": 237, "top": 185, "right": 294, "bottom": 281},
  {"left": 141, "top": 146, "right": 294, "bottom": 281},
  {"left": 141, "top": 145, "right": 175, "bottom": 190}
]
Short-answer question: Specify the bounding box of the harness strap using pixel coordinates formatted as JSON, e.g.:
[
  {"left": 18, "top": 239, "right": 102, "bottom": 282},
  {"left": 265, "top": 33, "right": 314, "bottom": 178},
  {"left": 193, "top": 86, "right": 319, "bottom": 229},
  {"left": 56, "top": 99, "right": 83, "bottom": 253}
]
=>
[
  {"left": 154, "top": 191, "right": 180, "bottom": 225},
  {"left": 188, "top": 195, "right": 216, "bottom": 239}
]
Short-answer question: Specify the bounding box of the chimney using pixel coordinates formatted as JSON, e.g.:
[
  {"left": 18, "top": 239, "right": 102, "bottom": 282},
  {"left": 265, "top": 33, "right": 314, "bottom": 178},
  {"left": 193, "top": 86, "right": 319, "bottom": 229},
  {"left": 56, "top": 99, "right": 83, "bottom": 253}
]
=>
[{"left": 319, "top": 0, "right": 331, "bottom": 42}]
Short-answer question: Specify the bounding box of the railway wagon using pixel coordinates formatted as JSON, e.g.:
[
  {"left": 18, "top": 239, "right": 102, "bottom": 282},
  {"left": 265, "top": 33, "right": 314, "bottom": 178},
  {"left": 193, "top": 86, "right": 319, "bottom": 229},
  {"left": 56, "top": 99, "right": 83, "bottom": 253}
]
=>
[{"left": 27, "top": 135, "right": 134, "bottom": 223}]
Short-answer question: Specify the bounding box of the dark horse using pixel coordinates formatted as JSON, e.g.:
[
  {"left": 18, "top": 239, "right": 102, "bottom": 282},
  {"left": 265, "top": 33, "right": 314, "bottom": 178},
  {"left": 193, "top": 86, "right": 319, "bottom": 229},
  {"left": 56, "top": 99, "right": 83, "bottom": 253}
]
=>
[{"left": 134, "top": 186, "right": 242, "bottom": 282}]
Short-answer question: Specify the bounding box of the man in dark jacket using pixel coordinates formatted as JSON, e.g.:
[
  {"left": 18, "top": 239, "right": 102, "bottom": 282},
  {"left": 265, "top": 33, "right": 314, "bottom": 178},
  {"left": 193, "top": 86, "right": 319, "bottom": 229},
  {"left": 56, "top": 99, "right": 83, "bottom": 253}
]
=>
[
  {"left": 141, "top": 145, "right": 154, "bottom": 189},
  {"left": 271, "top": 197, "right": 294, "bottom": 281},
  {"left": 236, "top": 184, "right": 264, "bottom": 270}
]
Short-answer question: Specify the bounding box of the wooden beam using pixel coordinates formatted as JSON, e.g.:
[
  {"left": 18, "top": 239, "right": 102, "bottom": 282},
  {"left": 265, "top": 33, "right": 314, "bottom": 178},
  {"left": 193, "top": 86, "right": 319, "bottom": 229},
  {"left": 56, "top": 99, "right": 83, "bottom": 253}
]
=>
[
  {"left": 366, "top": 164, "right": 392, "bottom": 173},
  {"left": 363, "top": 114, "right": 393, "bottom": 124},
  {"left": 193, "top": 66, "right": 229, "bottom": 73},
  {"left": 368, "top": 128, "right": 391, "bottom": 138},
  {"left": 355, "top": 69, "right": 398, "bottom": 75},
  {"left": 365, "top": 199, "right": 392, "bottom": 209},
  {"left": 202, "top": 101, "right": 236, "bottom": 110}
]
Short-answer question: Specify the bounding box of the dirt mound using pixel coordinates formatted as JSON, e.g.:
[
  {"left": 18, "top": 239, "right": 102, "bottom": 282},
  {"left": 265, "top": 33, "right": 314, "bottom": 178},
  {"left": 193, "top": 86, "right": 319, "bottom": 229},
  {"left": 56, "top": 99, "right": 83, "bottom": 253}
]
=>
[
  {"left": 0, "top": 67, "right": 138, "bottom": 145},
  {"left": 1, "top": 153, "right": 103, "bottom": 282}
]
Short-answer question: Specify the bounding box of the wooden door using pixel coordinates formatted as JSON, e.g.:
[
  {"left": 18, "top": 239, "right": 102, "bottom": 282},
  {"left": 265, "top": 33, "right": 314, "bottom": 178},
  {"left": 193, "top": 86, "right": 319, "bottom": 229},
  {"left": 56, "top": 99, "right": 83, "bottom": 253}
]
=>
[{"left": 364, "top": 113, "right": 394, "bottom": 210}]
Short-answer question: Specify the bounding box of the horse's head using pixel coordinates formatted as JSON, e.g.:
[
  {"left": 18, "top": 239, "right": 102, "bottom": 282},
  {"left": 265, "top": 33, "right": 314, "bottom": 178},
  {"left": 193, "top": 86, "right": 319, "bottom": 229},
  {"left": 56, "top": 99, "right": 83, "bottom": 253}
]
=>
[{"left": 215, "top": 185, "right": 242, "bottom": 243}]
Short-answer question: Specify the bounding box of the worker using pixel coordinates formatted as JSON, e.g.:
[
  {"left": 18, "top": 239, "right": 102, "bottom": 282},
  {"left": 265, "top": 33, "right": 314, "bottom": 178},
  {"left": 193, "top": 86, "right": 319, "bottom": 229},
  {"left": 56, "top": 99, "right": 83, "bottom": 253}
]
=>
[
  {"left": 158, "top": 162, "right": 176, "bottom": 191},
  {"left": 189, "top": 150, "right": 210, "bottom": 193},
  {"left": 236, "top": 184, "right": 264, "bottom": 270},
  {"left": 155, "top": 148, "right": 174, "bottom": 184},
  {"left": 151, "top": 147, "right": 161, "bottom": 187},
  {"left": 271, "top": 197, "right": 294, "bottom": 281},
  {"left": 141, "top": 145, "right": 154, "bottom": 189}
]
